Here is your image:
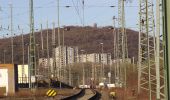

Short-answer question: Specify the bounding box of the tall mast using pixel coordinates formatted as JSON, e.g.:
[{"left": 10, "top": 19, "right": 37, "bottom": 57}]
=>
[{"left": 29, "top": 0, "right": 36, "bottom": 89}]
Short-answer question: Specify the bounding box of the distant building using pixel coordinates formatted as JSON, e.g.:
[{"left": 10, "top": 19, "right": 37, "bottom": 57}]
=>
[
  {"left": 93, "top": 23, "right": 97, "bottom": 28},
  {"left": 112, "top": 58, "right": 132, "bottom": 64},
  {"left": 38, "top": 58, "right": 53, "bottom": 74},
  {"left": 55, "top": 46, "right": 79, "bottom": 65},
  {"left": 79, "top": 53, "right": 112, "bottom": 65},
  {"left": 38, "top": 46, "right": 79, "bottom": 75}
]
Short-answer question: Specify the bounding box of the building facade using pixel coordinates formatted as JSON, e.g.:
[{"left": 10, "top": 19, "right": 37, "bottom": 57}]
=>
[{"left": 79, "top": 53, "right": 112, "bottom": 65}]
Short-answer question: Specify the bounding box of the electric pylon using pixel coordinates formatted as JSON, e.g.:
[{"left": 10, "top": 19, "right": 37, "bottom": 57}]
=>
[
  {"left": 29, "top": 0, "right": 36, "bottom": 89},
  {"left": 138, "top": 0, "right": 157, "bottom": 99},
  {"left": 113, "top": 16, "right": 119, "bottom": 85},
  {"left": 117, "top": 0, "right": 128, "bottom": 89}
]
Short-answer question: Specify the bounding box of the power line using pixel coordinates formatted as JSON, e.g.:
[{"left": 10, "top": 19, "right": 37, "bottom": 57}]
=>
[
  {"left": 0, "top": 5, "right": 138, "bottom": 8},
  {"left": 71, "top": 0, "right": 83, "bottom": 24}
]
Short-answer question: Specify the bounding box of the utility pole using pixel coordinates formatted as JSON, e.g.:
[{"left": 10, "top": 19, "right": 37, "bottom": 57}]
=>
[
  {"left": 155, "top": 0, "right": 166, "bottom": 99},
  {"left": 29, "top": 0, "right": 36, "bottom": 89},
  {"left": 82, "top": 0, "right": 85, "bottom": 27},
  {"left": 92, "top": 62, "right": 94, "bottom": 85},
  {"left": 62, "top": 29, "right": 65, "bottom": 47},
  {"left": 82, "top": 0, "right": 85, "bottom": 87},
  {"left": 156, "top": 0, "right": 161, "bottom": 99},
  {"left": 21, "top": 29, "right": 25, "bottom": 83},
  {"left": 100, "top": 43, "right": 104, "bottom": 82},
  {"left": 68, "top": 63, "right": 71, "bottom": 85},
  {"left": 9, "top": 3, "right": 14, "bottom": 64},
  {"left": 57, "top": 0, "right": 62, "bottom": 86},
  {"left": 40, "top": 23, "right": 44, "bottom": 57},
  {"left": 46, "top": 20, "right": 50, "bottom": 78},
  {"left": 81, "top": 50, "right": 85, "bottom": 88},
  {"left": 57, "top": 0, "right": 60, "bottom": 47},
  {"left": 163, "top": 0, "right": 170, "bottom": 99},
  {"left": 113, "top": 16, "right": 119, "bottom": 84},
  {"left": 118, "top": 0, "right": 127, "bottom": 90},
  {"left": 132, "top": 57, "right": 134, "bottom": 72},
  {"left": 52, "top": 22, "right": 56, "bottom": 78},
  {"left": 3, "top": 49, "right": 6, "bottom": 64}
]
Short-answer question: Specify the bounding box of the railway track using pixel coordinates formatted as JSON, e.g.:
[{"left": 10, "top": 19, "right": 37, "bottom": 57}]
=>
[
  {"left": 0, "top": 88, "right": 100, "bottom": 100},
  {"left": 77, "top": 89, "right": 94, "bottom": 100},
  {"left": 62, "top": 89, "right": 101, "bottom": 100}
]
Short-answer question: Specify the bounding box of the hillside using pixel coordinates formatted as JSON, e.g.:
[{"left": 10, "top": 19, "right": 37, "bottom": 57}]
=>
[{"left": 0, "top": 26, "right": 139, "bottom": 64}]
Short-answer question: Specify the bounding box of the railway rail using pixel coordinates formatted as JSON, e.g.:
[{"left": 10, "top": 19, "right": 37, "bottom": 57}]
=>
[{"left": 62, "top": 89, "right": 101, "bottom": 100}]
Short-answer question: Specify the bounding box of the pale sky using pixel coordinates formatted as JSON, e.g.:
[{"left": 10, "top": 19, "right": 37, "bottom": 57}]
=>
[{"left": 0, "top": 0, "right": 140, "bottom": 37}]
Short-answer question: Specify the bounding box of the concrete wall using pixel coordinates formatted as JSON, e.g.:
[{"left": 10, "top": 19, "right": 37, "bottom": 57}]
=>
[{"left": 0, "top": 64, "right": 18, "bottom": 95}]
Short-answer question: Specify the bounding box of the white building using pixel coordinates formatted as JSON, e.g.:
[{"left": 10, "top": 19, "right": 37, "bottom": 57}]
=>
[
  {"left": 79, "top": 53, "right": 112, "bottom": 65},
  {"left": 55, "top": 46, "right": 79, "bottom": 65},
  {"left": 38, "top": 46, "right": 79, "bottom": 74},
  {"left": 112, "top": 58, "right": 132, "bottom": 64},
  {"left": 101, "top": 53, "right": 112, "bottom": 65}
]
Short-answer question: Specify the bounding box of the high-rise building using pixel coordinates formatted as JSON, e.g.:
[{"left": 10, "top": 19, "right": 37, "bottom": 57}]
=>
[{"left": 55, "top": 46, "right": 79, "bottom": 65}]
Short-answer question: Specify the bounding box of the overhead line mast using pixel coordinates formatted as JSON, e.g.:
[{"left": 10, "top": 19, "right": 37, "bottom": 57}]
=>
[
  {"left": 9, "top": 4, "right": 14, "bottom": 64},
  {"left": 155, "top": 0, "right": 165, "bottom": 99},
  {"left": 117, "top": 0, "right": 128, "bottom": 89},
  {"left": 137, "top": 0, "right": 165, "bottom": 99},
  {"left": 29, "top": 0, "right": 36, "bottom": 89}
]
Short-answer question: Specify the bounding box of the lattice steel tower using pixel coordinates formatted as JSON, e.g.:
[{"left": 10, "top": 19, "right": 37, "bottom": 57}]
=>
[
  {"left": 117, "top": 0, "right": 128, "bottom": 88},
  {"left": 137, "top": 0, "right": 160, "bottom": 99},
  {"left": 29, "top": 0, "right": 36, "bottom": 89}
]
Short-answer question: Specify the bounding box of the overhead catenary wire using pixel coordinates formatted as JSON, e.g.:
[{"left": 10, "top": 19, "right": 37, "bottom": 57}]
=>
[
  {"left": 71, "top": 0, "right": 83, "bottom": 24},
  {"left": 0, "top": 5, "right": 138, "bottom": 9}
]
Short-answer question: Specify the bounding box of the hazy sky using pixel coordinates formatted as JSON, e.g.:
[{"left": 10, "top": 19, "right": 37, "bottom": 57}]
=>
[{"left": 0, "top": 0, "right": 139, "bottom": 37}]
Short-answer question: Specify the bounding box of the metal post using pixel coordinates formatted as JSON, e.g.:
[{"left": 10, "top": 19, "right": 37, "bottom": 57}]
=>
[
  {"left": 22, "top": 29, "right": 25, "bottom": 83},
  {"left": 28, "top": 46, "right": 30, "bottom": 88},
  {"left": 69, "top": 64, "right": 71, "bottom": 85},
  {"left": 9, "top": 4, "right": 14, "bottom": 64},
  {"left": 3, "top": 49, "right": 6, "bottom": 64},
  {"left": 81, "top": 50, "right": 85, "bottom": 88},
  {"left": 138, "top": 18, "right": 141, "bottom": 94},
  {"left": 100, "top": 43, "right": 104, "bottom": 82},
  {"left": 113, "top": 16, "right": 119, "bottom": 84},
  {"left": 40, "top": 23, "right": 44, "bottom": 57},
  {"left": 57, "top": 0, "right": 62, "bottom": 88},
  {"left": 63, "top": 29, "right": 64, "bottom": 47},
  {"left": 132, "top": 57, "right": 135, "bottom": 72},
  {"left": 46, "top": 20, "right": 50, "bottom": 78},
  {"left": 156, "top": 0, "right": 161, "bottom": 99},
  {"left": 118, "top": 0, "right": 127, "bottom": 89},
  {"left": 163, "top": 0, "right": 170, "bottom": 99},
  {"left": 29, "top": 0, "right": 36, "bottom": 89},
  {"left": 52, "top": 22, "right": 56, "bottom": 78},
  {"left": 62, "top": 29, "right": 65, "bottom": 83},
  {"left": 46, "top": 20, "right": 51, "bottom": 87}
]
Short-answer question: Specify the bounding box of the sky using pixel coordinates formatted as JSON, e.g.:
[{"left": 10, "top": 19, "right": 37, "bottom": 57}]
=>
[{"left": 0, "top": 0, "right": 139, "bottom": 37}]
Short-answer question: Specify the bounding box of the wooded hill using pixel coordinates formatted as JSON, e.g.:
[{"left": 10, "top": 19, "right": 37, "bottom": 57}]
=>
[{"left": 0, "top": 26, "right": 139, "bottom": 64}]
